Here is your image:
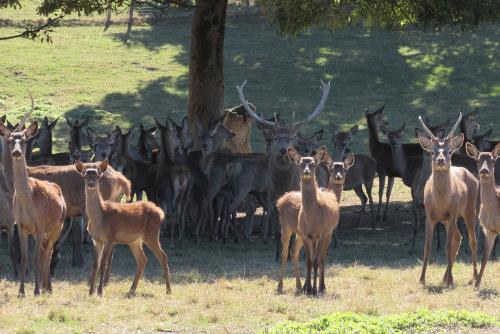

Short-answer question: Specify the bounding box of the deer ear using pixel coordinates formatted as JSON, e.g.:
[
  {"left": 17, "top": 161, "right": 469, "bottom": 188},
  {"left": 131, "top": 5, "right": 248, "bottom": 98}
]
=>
[
  {"left": 465, "top": 142, "right": 480, "bottom": 160},
  {"left": 343, "top": 153, "right": 355, "bottom": 169},
  {"left": 312, "top": 129, "right": 324, "bottom": 141},
  {"left": 25, "top": 121, "right": 38, "bottom": 139},
  {"left": 0, "top": 122, "right": 11, "bottom": 138},
  {"left": 65, "top": 117, "right": 73, "bottom": 127},
  {"left": 492, "top": 143, "right": 500, "bottom": 160},
  {"left": 314, "top": 146, "right": 328, "bottom": 163},
  {"left": 450, "top": 133, "right": 464, "bottom": 152},
  {"left": 348, "top": 125, "right": 358, "bottom": 137},
  {"left": 42, "top": 117, "right": 49, "bottom": 127},
  {"left": 417, "top": 132, "right": 434, "bottom": 152},
  {"left": 287, "top": 147, "right": 301, "bottom": 164},
  {"left": 74, "top": 160, "right": 85, "bottom": 174},
  {"left": 49, "top": 118, "right": 58, "bottom": 129},
  {"left": 98, "top": 160, "right": 109, "bottom": 174}
]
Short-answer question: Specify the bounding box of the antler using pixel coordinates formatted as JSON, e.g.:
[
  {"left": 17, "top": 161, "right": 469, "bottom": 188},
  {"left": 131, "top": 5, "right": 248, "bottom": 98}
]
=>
[
  {"left": 418, "top": 116, "right": 436, "bottom": 140},
  {"left": 292, "top": 80, "right": 330, "bottom": 129},
  {"left": 236, "top": 80, "right": 276, "bottom": 128},
  {"left": 446, "top": 112, "right": 462, "bottom": 139},
  {"left": 16, "top": 91, "right": 35, "bottom": 132}
]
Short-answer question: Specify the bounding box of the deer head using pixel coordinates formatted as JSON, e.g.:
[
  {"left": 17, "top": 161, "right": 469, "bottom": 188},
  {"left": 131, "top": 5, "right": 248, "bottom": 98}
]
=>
[
  {"left": 417, "top": 113, "right": 464, "bottom": 172},
  {"left": 66, "top": 116, "right": 89, "bottom": 150},
  {"left": 287, "top": 145, "right": 329, "bottom": 180},
  {"left": 364, "top": 105, "right": 388, "bottom": 134},
  {"left": 137, "top": 124, "right": 159, "bottom": 161},
  {"left": 461, "top": 108, "right": 480, "bottom": 140},
  {"left": 466, "top": 142, "right": 500, "bottom": 179},
  {"left": 328, "top": 153, "right": 355, "bottom": 185},
  {"left": 0, "top": 122, "right": 39, "bottom": 160},
  {"left": 329, "top": 123, "right": 358, "bottom": 161},
  {"left": 237, "top": 80, "right": 330, "bottom": 164},
  {"left": 197, "top": 116, "right": 234, "bottom": 155},
  {"left": 472, "top": 129, "right": 493, "bottom": 152},
  {"left": 87, "top": 127, "right": 119, "bottom": 161},
  {"left": 69, "top": 142, "right": 93, "bottom": 163},
  {"left": 295, "top": 129, "right": 324, "bottom": 156},
  {"left": 36, "top": 117, "right": 58, "bottom": 156},
  {"left": 0, "top": 92, "right": 37, "bottom": 160},
  {"left": 75, "top": 160, "right": 108, "bottom": 189}
]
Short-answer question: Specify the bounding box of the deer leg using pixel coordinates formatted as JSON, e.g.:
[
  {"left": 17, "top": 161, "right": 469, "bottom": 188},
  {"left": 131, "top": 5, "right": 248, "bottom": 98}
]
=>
[
  {"left": 411, "top": 197, "right": 419, "bottom": 250},
  {"left": 292, "top": 236, "right": 303, "bottom": 293},
  {"left": 365, "top": 180, "right": 375, "bottom": 230},
  {"left": 443, "top": 222, "right": 461, "bottom": 288},
  {"left": 17, "top": 230, "right": 29, "bottom": 297},
  {"left": 98, "top": 242, "right": 113, "bottom": 296},
  {"left": 419, "top": 218, "right": 435, "bottom": 285},
  {"left": 332, "top": 229, "right": 338, "bottom": 249},
  {"left": 312, "top": 242, "right": 320, "bottom": 296},
  {"left": 464, "top": 219, "right": 478, "bottom": 283},
  {"left": 71, "top": 217, "right": 84, "bottom": 268},
  {"left": 475, "top": 229, "right": 496, "bottom": 289},
  {"left": 383, "top": 176, "right": 394, "bottom": 221},
  {"left": 353, "top": 185, "right": 367, "bottom": 226},
  {"left": 435, "top": 222, "right": 442, "bottom": 251},
  {"left": 7, "top": 225, "right": 17, "bottom": 277},
  {"left": 277, "top": 228, "right": 292, "bottom": 294},
  {"left": 33, "top": 234, "right": 41, "bottom": 296},
  {"left": 89, "top": 241, "right": 104, "bottom": 296},
  {"left": 104, "top": 246, "right": 114, "bottom": 286},
  {"left": 318, "top": 234, "right": 332, "bottom": 295},
  {"left": 128, "top": 242, "right": 147, "bottom": 296},
  {"left": 145, "top": 236, "right": 171, "bottom": 294},
  {"left": 377, "top": 173, "right": 386, "bottom": 221},
  {"left": 304, "top": 241, "right": 314, "bottom": 295}
]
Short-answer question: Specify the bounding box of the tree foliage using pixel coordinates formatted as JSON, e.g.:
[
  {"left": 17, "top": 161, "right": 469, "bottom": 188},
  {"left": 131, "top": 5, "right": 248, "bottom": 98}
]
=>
[{"left": 258, "top": 0, "right": 500, "bottom": 35}]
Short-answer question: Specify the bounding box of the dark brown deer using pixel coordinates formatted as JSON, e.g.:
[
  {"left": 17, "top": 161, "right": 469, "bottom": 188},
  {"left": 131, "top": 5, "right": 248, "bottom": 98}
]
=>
[
  {"left": 465, "top": 142, "right": 500, "bottom": 288},
  {"left": 417, "top": 113, "right": 479, "bottom": 287},
  {"left": 236, "top": 79, "right": 330, "bottom": 242},
  {"left": 0, "top": 120, "right": 66, "bottom": 296},
  {"left": 277, "top": 151, "right": 353, "bottom": 293},
  {"left": 76, "top": 160, "right": 171, "bottom": 296},
  {"left": 87, "top": 127, "right": 118, "bottom": 162},
  {"left": 29, "top": 117, "right": 70, "bottom": 166},
  {"left": 136, "top": 124, "right": 159, "bottom": 164},
  {"left": 66, "top": 116, "right": 89, "bottom": 152}
]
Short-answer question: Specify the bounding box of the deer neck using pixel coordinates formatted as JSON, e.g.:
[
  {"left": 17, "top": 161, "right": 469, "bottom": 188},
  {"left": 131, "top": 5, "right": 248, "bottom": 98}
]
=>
[
  {"left": 327, "top": 181, "right": 343, "bottom": 203},
  {"left": 11, "top": 154, "right": 33, "bottom": 200},
  {"left": 366, "top": 117, "right": 382, "bottom": 152},
  {"left": 430, "top": 168, "right": 452, "bottom": 196},
  {"left": 390, "top": 143, "right": 407, "bottom": 176},
  {"left": 301, "top": 175, "right": 319, "bottom": 212},
  {"left": 1, "top": 138, "right": 13, "bottom": 193},
  {"left": 85, "top": 186, "right": 104, "bottom": 224},
  {"left": 479, "top": 175, "right": 499, "bottom": 210}
]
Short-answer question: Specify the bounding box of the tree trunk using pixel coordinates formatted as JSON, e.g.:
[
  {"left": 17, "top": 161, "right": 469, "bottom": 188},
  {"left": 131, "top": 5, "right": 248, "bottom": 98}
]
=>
[{"left": 186, "top": 0, "right": 228, "bottom": 148}]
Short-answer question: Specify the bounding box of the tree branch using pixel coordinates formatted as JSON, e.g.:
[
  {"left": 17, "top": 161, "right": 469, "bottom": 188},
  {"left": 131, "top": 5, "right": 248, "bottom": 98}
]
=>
[{"left": 0, "top": 15, "right": 65, "bottom": 41}]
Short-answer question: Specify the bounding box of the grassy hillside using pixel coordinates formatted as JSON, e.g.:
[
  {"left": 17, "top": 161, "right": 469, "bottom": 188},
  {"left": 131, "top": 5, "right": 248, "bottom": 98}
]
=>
[{"left": 0, "top": 19, "right": 498, "bottom": 153}]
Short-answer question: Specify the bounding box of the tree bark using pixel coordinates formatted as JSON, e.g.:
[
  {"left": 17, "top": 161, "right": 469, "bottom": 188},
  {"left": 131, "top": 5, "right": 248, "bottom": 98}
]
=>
[{"left": 186, "top": 0, "right": 228, "bottom": 148}]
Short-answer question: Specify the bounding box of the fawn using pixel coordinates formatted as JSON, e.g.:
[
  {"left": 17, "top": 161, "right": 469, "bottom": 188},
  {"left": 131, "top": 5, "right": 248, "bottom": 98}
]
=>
[{"left": 76, "top": 160, "right": 171, "bottom": 296}]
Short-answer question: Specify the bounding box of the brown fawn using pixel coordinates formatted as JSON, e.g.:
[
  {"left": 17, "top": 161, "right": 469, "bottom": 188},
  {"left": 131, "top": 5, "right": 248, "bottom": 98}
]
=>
[
  {"left": 465, "top": 142, "right": 500, "bottom": 288},
  {"left": 277, "top": 151, "right": 353, "bottom": 294},
  {"left": 0, "top": 120, "right": 66, "bottom": 296},
  {"left": 285, "top": 146, "right": 342, "bottom": 295},
  {"left": 417, "top": 113, "right": 479, "bottom": 287},
  {"left": 75, "top": 160, "right": 171, "bottom": 296}
]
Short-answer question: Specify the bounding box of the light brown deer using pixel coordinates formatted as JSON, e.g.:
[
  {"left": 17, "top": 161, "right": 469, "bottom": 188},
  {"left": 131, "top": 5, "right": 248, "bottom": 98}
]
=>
[
  {"left": 75, "top": 160, "right": 171, "bottom": 296},
  {"left": 0, "top": 120, "right": 66, "bottom": 296},
  {"left": 465, "top": 142, "right": 500, "bottom": 288},
  {"left": 284, "top": 146, "right": 342, "bottom": 295},
  {"left": 222, "top": 104, "right": 255, "bottom": 153},
  {"left": 276, "top": 151, "right": 353, "bottom": 293},
  {"left": 417, "top": 113, "right": 479, "bottom": 287}
]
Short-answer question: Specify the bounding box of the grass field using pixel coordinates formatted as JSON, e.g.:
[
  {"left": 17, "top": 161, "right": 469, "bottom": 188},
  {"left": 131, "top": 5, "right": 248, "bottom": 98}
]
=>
[{"left": 0, "top": 6, "right": 499, "bottom": 334}]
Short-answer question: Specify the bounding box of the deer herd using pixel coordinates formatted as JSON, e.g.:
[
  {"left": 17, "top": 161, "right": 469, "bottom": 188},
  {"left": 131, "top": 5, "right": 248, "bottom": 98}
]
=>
[{"left": 0, "top": 83, "right": 498, "bottom": 297}]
